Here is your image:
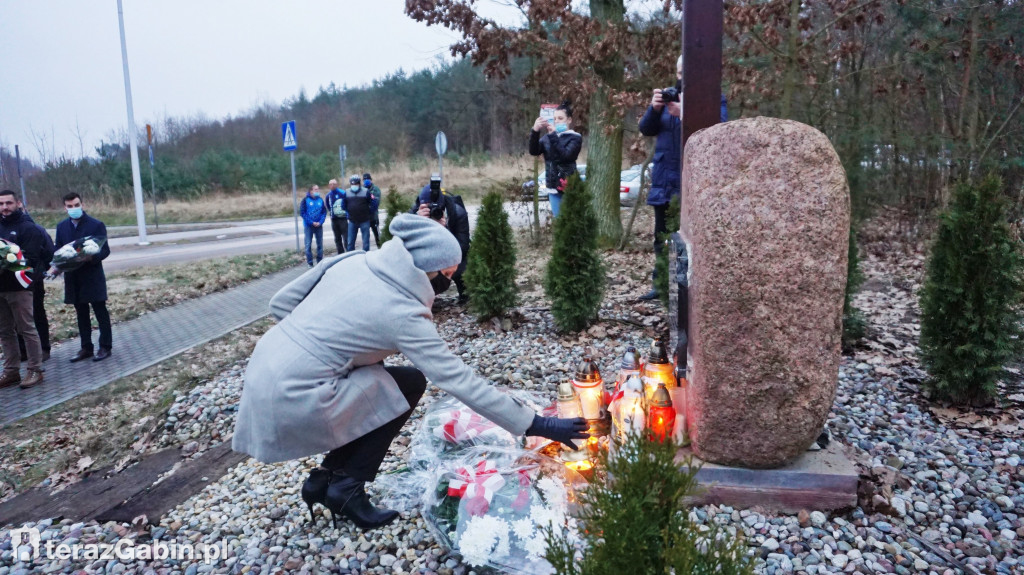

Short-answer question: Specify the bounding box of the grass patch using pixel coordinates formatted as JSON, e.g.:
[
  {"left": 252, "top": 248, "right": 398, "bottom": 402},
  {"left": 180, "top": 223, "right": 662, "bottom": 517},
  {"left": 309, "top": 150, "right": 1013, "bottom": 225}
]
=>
[
  {"left": 43, "top": 250, "right": 303, "bottom": 343},
  {"left": 0, "top": 319, "right": 272, "bottom": 502}
]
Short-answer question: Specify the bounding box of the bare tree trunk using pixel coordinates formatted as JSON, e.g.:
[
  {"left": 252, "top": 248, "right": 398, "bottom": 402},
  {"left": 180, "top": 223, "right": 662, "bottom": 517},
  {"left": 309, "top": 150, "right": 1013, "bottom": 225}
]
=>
[
  {"left": 780, "top": 0, "right": 802, "bottom": 119},
  {"left": 588, "top": 0, "right": 625, "bottom": 246},
  {"left": 618, "top": 145, "right": 656, "bottom": 250}
]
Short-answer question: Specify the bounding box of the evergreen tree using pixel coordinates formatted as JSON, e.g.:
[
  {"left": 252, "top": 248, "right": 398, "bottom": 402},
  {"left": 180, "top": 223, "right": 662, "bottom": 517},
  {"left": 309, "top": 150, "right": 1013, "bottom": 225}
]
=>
[
  {"left": 464, "top": 191, "right": 518, "bottom": 320},
  {"left": 544, "top": 430, "right": 754, "bottom": 575},
  {"left": 544, "top": 174, "right": 606, "bottom": 332},
  {"left": 380, "top": 186, "right": 406, "bottom": 244},
  {"left": 843, "top": 225, "right": 867, "bottom": 349},
  {"left": 920, "top": 175, "right": 1024, "bottom": 405},
  {"left": 654, "top": 194, "right": 681, "bottom": 307}
]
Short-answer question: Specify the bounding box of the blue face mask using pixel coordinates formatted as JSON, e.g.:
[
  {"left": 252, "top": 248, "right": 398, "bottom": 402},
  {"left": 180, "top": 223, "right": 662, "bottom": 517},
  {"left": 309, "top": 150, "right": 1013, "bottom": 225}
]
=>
[
  {"left": 350, "top": 185, "right": 360, "bottom": 192},
  {"left": 555, "top": 123, "right": 568, "bottom": 133},
  {"left": 67, "top": 207, "right": 83, "bottom": 219},
  {"left": 363, "top": 179, "right": 372, "bottom": 188}
]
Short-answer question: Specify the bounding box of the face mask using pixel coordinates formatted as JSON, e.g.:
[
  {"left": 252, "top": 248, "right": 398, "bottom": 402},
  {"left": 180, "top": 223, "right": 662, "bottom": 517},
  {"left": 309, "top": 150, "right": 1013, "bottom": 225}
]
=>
[
  {"left": 364, "top": 179, "right": 372, "bottom": 188},
  {"left": 350, "top": 185, "right": 360, "bottom": 192},
  {"left": 555, "top": 123, "right": 568, "bottom": 133},
  {"left": 430, "top": 273, "right": 452, "bottom": 295},
  {"left": 67, "top": 207, "right": 83, "bottom": 219},
  {"left": 311, "top": 191, "right": 320, "bottom": 198}
]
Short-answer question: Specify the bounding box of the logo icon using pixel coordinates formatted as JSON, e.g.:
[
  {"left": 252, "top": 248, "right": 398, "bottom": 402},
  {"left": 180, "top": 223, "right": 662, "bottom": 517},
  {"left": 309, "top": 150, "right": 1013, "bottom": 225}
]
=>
[{"left": 9, "top": 527, "right": 41, "bottom": 562}]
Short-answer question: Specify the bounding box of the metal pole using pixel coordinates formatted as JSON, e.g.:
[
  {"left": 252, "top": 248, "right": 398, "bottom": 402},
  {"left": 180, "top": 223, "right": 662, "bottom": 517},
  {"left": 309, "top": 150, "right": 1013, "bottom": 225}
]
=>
[
  {"left": 439, "top": 154, "right": 444, "bottom": 185},
  {"left": 14, "top": 145, "right": 26, "bottom": 207},
  {"left": 117, "top": 0, "right": 149, "bottom": 245},
  {"left": 339, "top": 145, "right": 345, "bottom": 179},
  {"left": 291, "top": 151, "right": 300, "bottom": 253}
]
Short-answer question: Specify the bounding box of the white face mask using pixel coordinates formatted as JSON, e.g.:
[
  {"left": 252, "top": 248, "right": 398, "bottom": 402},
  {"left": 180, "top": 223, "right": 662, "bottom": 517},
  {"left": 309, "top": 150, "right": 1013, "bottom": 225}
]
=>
[{"left": 350, "top": 185, "right": 360, "bottom": 192}]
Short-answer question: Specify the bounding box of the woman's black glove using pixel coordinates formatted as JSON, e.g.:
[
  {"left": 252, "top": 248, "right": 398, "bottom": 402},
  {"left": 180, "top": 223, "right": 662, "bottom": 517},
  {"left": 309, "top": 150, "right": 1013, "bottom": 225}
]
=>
[{"left": 525, "top": 414, "right": 589, "bottom": 449}]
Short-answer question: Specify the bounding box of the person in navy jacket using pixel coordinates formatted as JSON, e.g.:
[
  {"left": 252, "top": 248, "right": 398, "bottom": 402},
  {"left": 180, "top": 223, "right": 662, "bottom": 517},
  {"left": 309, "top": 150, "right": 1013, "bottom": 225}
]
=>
[
  {"left": 637, "top": 56, "right": 727, "bottom": 300},
  {"left": 300, "top": 184, "right": 327, "bottom": 267},
  {"left": 53, "top": 192, "right": 113, "bottom": 362}
]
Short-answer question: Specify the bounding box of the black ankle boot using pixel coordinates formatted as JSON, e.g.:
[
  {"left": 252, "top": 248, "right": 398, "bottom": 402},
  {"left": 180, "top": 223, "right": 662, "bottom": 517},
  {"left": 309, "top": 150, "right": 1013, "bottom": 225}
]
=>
[
  {"left": 300, "top": 467, "right": 332, "bottom": 524},
  {"left": 324, "top": 474, "right": 399, "bottom": 530}
]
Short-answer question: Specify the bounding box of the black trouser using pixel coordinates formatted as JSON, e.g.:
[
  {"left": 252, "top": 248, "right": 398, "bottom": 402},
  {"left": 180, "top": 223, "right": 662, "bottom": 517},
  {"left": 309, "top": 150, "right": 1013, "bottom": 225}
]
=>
[
  {"left": 75, "top": 301, "right": 112, "bottom": 351},
  {"left": 321, "top": 366, "right": 426, "bottom": 481},
  {"left": 369, "top": 215, "right": 381, "bottom": 248},
  {"left": 651, "top": 203, "right": 669, "bottom": 283},
  {"left": 18, "top": 277, "right": 49, "bottom": 357},
  {"left": 331, "top": 217, "right": 348, "bottom": 255}
]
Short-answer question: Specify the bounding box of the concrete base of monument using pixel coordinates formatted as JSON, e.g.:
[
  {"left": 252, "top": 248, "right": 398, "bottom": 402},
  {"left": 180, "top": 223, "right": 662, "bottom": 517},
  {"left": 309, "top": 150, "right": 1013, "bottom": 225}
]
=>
[{"left": 675, "top": 441, "right": 859, "bottom": 513}]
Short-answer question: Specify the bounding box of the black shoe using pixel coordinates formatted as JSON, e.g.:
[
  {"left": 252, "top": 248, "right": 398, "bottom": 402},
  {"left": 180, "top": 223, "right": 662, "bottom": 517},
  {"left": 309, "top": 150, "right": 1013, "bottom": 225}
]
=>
[
  {"left": 42, "top": 350, "right": 50, "bottom": 362},
  {"left": 70, "top": 349, "right": 94, "bottom": 363},
  {"left": 324, "top": 474, "right": 399, "bottom": 530},
  {"left": 300, "top": 467, "right": 332, "bottom": 524},
  {"left": 93, "top": 348, "right": 111, "bottom": 362},
  {"left": 457, "top": 293, "right": 469, "bottom": 305},
  {"left": 638, "top": 289, "right": 658, "bottom": 301}
]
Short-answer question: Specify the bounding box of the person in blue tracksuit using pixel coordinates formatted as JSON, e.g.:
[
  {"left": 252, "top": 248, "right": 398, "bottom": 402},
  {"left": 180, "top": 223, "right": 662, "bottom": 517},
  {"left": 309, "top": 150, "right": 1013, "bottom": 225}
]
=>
[{"left": 300, "top": 184, "right": 327, "bottom": 267}]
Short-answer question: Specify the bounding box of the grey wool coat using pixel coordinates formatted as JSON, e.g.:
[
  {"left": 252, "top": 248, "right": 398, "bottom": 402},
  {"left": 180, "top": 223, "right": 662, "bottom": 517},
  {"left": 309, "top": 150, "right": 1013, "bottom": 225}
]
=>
[{"left": 232, "top": 238, "right": 536, "bottom": 463}]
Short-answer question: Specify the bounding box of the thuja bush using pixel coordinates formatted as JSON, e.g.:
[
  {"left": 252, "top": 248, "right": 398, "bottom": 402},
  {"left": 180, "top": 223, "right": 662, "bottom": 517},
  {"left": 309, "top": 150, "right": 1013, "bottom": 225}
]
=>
[
  {"left": 380, "top": 186, "right": 407, "bottom": 244},
  {"left": 544, "top": 174, "right": 605, "bottom": 332},
  {"left": 843, "top": 224, "right": 867, "bottom": 350},
  {"left": 544, "top": 431, "right": 754, "bottom": 575},
  {"left": 920, "top": 175, "right": 1024, "bottom": 405},
  {"left": 464, "top": 191, "right": 518, "bottom": 320}
]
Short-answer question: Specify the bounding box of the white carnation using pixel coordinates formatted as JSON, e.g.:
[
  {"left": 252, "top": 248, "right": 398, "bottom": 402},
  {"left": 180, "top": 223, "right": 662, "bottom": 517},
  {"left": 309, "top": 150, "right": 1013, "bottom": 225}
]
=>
[
  {"left": 457, "top": 515, "right": 510, "bottom": 567},
  {"left": 55, "top": 245, "right": 76, "bottom": 258},
  {"left": 82, "top": 240, "right": 100, "bottom": 255},
  {"left": 5, "top": 253, "right": 16, "bottom": 263}
]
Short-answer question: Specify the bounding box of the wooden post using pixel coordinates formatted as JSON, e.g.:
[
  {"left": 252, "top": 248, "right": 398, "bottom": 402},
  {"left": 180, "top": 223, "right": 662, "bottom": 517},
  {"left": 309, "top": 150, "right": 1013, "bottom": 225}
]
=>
[{"left": 676, "top": 0, "right": 724, "bottom": 370}]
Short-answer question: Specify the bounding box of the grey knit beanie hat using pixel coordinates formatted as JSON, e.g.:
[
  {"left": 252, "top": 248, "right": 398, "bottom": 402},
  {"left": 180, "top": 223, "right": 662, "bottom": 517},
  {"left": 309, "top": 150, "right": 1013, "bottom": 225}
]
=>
[{"left": 388, "top": 214, "right": 462, "bottom": 272}]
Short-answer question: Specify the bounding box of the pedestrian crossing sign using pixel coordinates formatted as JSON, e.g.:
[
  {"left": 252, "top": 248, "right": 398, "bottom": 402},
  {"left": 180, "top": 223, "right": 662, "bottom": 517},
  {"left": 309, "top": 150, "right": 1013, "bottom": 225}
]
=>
[{"left": 282, "top": 121, "right": 297, "bottom": 151}]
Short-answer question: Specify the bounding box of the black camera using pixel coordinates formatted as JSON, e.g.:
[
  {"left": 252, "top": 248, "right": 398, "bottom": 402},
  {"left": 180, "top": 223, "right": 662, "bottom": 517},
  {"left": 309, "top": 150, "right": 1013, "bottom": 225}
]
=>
[
  {"left": 428, "top": 174, "right": 445, "bottom": 220},
  {"left": 661, "top": 86, "right": 680, "bottom": 103}
]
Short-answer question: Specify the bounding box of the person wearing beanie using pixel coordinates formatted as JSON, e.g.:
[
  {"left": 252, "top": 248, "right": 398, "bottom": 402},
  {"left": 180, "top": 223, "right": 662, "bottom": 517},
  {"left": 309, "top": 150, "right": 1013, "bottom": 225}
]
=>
[
  {"left": 362, "top": 173, "right": 383, "bottom": 248},
  {"left": 233, "top": 214, "right": 586, "bottom": 531},
  {"left": 345, "top": 174, "right": 376, "bottom": 252}
]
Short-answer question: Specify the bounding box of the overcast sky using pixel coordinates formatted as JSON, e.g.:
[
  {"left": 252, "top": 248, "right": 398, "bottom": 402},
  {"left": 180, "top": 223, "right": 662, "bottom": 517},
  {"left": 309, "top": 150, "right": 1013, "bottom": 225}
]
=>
[{"left": 0, "top": 1, "right": 522, "bottom": 164}]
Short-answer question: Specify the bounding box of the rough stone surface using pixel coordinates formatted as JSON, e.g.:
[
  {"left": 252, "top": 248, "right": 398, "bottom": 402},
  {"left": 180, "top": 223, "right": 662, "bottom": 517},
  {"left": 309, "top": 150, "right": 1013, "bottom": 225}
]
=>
[{"left": 680, "top": 117, "right": 850, "bottom": 468}]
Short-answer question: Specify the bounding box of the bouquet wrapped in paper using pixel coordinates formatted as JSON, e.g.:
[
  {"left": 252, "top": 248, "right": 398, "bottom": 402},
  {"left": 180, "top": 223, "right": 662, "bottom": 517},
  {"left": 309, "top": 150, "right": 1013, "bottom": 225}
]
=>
[
  {"left": 425, "top": 447, "right": 586, "bottom": 574},
  {"left": 51, "top": 235, "right": 106, "bottom": 272},
  {"left": 0, "top": 240, "right": 33, "bottom": 288}
]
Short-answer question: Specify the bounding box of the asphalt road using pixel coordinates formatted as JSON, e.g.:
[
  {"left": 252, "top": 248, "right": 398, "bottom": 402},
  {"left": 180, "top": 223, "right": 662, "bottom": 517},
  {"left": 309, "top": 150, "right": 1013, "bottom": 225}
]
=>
[{"left": 99, "top": 202, "right": 553, "bottom": 272}]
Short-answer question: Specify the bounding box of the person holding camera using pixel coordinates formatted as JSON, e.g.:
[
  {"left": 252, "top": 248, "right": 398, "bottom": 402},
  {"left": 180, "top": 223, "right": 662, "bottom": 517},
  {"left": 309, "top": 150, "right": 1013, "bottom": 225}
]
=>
[
  {"left": 528, "top": 101, "right": 582, "bottom": 219},
  {"left": 345, "top": 175, "right": 377, "bottom": 252},
  {"left": 233, "top": 214, "right": 588, "bottom": 530},
  {"left": 410, "top": 175, "right": 471, "bottom": 304}
]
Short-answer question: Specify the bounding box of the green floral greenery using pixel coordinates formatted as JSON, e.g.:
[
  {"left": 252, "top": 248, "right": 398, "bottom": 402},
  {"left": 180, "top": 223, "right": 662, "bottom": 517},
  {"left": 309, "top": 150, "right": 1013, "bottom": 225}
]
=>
[
  {"left": 464, "top": 191, "right": 519, "bottom": 320},
  {"left": 380, "top": 186, "right": 407, "bottom": 244},
  {"left": 544, "top": 174, "right": 606, "bottom": 332},
  {"left": 919, "top": 174, "right": 1024, "bottom": 405},
  {"left": 544, "top": 431, "right": 754, "bottom": 575}
]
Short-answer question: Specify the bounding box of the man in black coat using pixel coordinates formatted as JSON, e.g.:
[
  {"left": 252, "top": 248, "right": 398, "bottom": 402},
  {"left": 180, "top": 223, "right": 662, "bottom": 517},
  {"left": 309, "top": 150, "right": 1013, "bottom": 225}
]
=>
[
  {"left": 410, "top": 177, "right": 471, "bottom": 303},
  {"left": 16, "top": 204, "right": 54, "bottom": 362},
  {"left": 52, "top": 192, "right": 113, "bottom": 362},
  {"left": 0, "top": 190, "right": 51, "bottom": 389}
]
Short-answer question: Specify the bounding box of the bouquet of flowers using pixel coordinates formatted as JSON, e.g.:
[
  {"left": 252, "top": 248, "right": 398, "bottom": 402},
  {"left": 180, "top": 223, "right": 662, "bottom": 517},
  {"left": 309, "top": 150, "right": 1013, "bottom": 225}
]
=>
[
  {"left": 425, "top": 447, "right": 586, "bottom": 574},
  {"left": 51, "top": 235, "right": 106, "bottom": 272},
  {"left": 0, "top": 240, "right": 33, "bottom": 288}
]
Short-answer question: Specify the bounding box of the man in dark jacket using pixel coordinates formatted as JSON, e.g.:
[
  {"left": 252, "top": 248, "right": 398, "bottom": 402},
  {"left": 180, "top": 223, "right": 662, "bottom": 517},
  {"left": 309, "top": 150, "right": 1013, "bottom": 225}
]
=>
[
  {"left": 0, "top": 190, "right": 51, "bottom": 388},
  {"left": 53, "top": 192, "right": 113, "bottom": 362},
  {"left": 17, "top": 205, "right": 54, "bottom": 362},
  {"left": 326, "top": 179, "right": 348, "bottom": 255},
  {"left": 411, "top": 178, "right": 471, "bottom": 303},
  {"left": 345, "top": 175, "right": 377, "bottom": 252},
  {"left": 363, "top": 173, "right": 383, "bottom": 248}
]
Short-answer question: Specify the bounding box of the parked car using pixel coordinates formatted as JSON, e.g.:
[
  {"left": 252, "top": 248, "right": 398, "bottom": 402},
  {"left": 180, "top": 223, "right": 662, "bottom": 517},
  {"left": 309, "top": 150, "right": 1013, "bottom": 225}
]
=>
[
  {"left": 619, "top": 164, "right": 652, "bottom": 206},
  {"left": 521, "top": 164, "right": 587, "bottom": 200}
]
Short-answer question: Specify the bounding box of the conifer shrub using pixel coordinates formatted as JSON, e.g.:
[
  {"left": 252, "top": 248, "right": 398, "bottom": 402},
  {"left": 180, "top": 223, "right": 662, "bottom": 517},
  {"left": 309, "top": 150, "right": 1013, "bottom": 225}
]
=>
[
  {"left": 544, "top": 174, "right": 606, "bottom": 332},
  {"left": 380, "top": 186, "right": 406, "bottom": 244},
  {"left": 654, "top": 194, "right": 681, "bottom": 307},
  {"left": 464, "top": 191, "right": 518, "bottom": 320},
  {"left": 544, "top": 430, "right": 754, "bottom": 575},
  {"left": 843, "top": 225, "right": 867, "bottom": 349},
  {"left": 920, "top": 175, "right": 1024, "bottom": 405}
]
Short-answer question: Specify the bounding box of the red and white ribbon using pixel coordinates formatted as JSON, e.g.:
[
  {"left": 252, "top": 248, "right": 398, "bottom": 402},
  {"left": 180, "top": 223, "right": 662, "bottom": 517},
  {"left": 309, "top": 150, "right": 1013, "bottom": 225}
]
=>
[
  {"left": 447, "top": 460, "right": 507, "bottom": 515},
  {"left": 435, "top": 409, "right": 498, "bottom": 444}
]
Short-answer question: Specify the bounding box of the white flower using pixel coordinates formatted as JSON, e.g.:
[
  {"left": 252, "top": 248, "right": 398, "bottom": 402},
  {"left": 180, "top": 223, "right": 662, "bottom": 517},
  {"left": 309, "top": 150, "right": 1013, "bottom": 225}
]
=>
[
  {"left": 55, "top": 246, "right": 76, "bottom": 258},
  {"left": 5, "top": 253, "right": 15, "bottom": 263},
  {"left": 523, "top": 533, "right": 547, "bottom": 560},
  {"left": 82, "top": 240, "right": 100, "bottom": 255},
  {"left": 457, "top": 515, "right": 511, "bottom": 567},
  {"left": 537, "top": 477, "right": 568, "bottom": 513},
  {"left": 511, "top": 517, "right": 534, "bottom": 541},
  {"left": 529, "top": 504, "right": 557, "bottom": 529}
]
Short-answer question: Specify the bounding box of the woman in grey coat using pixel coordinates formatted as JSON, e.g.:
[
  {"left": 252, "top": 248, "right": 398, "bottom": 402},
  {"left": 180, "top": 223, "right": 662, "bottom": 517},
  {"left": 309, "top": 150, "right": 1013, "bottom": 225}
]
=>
[{"left": 233, "top": 214, "right": 586, "bottom": 530}]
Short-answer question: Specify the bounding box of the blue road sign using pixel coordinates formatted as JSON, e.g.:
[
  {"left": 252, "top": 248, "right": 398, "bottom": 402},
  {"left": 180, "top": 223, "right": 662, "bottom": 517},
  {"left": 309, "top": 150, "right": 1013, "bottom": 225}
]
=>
[{"left": 282, "top": 121, "right": 297, "bottom": 151}]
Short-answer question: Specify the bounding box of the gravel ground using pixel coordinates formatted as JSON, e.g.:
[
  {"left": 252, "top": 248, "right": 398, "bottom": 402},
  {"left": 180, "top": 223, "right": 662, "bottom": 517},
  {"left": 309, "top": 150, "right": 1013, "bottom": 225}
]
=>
[{"left": 2, "top": 218, "right": 1021, "bottom": 574}]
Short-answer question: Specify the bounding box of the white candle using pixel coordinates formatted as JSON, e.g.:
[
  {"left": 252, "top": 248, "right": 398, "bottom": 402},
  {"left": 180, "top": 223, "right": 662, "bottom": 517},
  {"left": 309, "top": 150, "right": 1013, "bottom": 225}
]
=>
[{"left": 577, "top": 385, "right": 603, "bottom": 420}]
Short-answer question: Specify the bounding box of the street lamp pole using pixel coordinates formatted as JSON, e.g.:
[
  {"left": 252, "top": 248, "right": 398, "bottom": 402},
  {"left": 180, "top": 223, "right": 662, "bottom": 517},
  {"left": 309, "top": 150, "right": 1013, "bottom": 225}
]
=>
[{"left": 117, "top": 0, "right": 149, "bottom": 245}]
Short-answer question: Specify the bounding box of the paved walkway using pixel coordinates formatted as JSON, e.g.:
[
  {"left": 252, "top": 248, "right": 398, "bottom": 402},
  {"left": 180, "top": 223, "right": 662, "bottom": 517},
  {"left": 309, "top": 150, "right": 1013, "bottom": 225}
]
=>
[{"left": 0, "top": 265, "right": 306, "bottom": 426}]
